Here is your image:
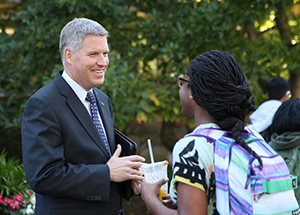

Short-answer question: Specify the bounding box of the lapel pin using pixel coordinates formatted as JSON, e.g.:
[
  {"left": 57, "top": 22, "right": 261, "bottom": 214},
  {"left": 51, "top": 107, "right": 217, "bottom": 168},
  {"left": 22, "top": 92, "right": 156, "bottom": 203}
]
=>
[{"left": 100, "top": 102, "right": 105, "bottom": 106}]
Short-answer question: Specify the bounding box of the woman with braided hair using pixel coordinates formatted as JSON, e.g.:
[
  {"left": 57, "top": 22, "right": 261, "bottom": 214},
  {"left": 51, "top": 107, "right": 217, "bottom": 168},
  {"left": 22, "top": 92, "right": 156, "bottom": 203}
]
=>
[
  {"left": 139, "top": 50, "right": 263, "bottom": 215},
  {"left": 188, "top": 50, "right": 262, "bottom": 168}
]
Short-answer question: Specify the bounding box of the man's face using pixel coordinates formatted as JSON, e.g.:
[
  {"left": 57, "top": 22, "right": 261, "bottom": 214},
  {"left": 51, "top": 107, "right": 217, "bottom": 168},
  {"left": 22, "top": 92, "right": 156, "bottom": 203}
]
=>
[{"left": 68, "top": 35, "right": 109, "bottom": 91}]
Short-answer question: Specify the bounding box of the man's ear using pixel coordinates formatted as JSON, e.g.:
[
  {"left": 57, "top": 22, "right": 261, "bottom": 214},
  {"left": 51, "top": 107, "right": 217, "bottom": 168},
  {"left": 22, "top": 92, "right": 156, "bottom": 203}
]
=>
[{"left": 64, "top": 48, "right": 72, "bottom": 65}]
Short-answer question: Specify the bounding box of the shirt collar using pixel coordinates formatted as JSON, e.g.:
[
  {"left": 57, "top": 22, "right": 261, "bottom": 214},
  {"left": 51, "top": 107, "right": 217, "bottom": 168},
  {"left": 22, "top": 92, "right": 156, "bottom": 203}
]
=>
[
  {"left": 193, "top": 123, "right": 220, "bottom": 132},
  {"left": 61, "top": 70, "right": 92, "bottom": 103}
]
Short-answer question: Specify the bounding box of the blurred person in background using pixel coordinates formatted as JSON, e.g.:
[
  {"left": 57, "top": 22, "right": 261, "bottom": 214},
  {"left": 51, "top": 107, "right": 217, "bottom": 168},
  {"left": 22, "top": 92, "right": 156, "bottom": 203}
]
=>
[
  {"left": 248, "top": 77, "right": 290, "bottom": 142},
  {"left": 269, "top": 98, "right": 300, "bottom": 204}
]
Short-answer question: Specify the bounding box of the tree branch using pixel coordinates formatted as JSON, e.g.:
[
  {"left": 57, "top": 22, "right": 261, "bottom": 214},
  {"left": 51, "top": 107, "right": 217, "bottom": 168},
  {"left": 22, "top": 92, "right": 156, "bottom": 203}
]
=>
[
  {"left": 245, "top": 22, "right": 258, "bottom": 41},
  {"left": 275, "top": 2, "right": 292, "bottom": 47}
]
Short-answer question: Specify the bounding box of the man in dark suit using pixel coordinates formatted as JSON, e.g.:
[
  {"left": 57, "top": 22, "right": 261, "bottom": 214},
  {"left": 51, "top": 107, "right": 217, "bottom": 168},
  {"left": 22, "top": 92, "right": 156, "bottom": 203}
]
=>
[{"left": 21, "top": 18, "right": 145, "bottom": 215}]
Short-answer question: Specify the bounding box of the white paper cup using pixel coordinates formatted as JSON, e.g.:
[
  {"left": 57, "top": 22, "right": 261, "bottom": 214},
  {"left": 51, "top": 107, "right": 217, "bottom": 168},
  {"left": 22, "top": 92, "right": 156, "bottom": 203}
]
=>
[{"left": 141, "top": 160, "right": 169, "bottom": 197}]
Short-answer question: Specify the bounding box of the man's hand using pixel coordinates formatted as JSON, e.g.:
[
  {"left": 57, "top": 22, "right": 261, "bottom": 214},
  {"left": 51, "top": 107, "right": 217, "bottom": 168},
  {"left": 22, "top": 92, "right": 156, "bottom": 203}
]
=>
[{"left": 107, "top": 144, "right": 145, "bottom": 182}]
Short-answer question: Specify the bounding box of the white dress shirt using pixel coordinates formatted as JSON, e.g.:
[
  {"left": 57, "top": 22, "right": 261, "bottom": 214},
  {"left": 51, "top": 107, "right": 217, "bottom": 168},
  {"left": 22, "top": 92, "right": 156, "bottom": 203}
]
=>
[{"left": 61, "top": 70, "right": 108, "bottom": 138}]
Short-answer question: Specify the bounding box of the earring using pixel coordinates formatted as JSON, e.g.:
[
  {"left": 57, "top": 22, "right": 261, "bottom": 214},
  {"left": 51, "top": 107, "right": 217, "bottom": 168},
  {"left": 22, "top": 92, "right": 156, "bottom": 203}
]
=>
[{"left": 189, "top": 96, "right": 193, "bottom": 99}]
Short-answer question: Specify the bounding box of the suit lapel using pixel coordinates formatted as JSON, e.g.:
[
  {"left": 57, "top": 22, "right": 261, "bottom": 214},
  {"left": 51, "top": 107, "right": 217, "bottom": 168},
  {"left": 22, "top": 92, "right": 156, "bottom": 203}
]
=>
[{"left": 54, "top": 71, "right": 111, "bottom": 159}]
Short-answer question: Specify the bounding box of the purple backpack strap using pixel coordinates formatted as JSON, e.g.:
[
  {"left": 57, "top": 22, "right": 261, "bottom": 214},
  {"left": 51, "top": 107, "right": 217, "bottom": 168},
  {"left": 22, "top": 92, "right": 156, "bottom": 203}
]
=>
[
  {"left": 185, "top": 128, "right": 227, "bottom": 142},
  {"left": 187, "top": 127, "right": 259, "bottom": 141}
]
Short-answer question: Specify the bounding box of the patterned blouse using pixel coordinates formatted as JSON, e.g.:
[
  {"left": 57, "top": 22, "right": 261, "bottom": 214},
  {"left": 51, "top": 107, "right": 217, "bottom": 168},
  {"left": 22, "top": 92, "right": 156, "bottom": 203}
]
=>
[{"left": 170, "top": 123, "right": 220, "bottom": 215}]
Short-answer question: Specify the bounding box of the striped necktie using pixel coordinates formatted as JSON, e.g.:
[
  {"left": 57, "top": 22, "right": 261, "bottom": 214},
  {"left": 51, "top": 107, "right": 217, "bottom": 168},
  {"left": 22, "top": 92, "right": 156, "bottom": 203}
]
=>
[{"left": 86, "top": 91, "right": 111, "bottom": 155}]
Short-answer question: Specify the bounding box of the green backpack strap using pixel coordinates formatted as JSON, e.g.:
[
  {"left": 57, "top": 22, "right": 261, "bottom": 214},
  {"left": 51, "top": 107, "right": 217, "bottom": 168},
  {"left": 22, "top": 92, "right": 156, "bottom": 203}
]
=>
[{"left": 262, "top": 176, "right": 298, "bottom": 194}]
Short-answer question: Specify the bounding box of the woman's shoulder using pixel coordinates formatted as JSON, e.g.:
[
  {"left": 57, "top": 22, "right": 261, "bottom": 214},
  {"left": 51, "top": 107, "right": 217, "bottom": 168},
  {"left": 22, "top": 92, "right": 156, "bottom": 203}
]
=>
[
  {"left": 174, "top": 133, "right": 210, "bottom": 150},
  {"left": 194, "top": 123, "right": 220, "bottom": 131},
  {"left": 173, "top": 123, "right": 219, "bottom": 154}
]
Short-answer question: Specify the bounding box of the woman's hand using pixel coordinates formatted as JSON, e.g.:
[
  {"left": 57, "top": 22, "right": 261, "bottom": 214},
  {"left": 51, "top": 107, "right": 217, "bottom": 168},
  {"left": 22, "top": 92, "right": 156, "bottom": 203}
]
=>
[
  {"left": 140, "top": 177, "right": 169, "bottom": 201},
  {"left": 139, "top": 177, "right": 174, "bottom": 215},
  {"left": 161, "top": 194, "right": 173, "bottom": 209},
  {"left": 132, "top": 179, "right": 142, "bottom": 195}
]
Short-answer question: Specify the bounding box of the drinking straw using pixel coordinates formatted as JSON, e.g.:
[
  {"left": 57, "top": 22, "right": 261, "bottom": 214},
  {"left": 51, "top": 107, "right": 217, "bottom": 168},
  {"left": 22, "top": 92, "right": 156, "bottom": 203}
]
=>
[{"left": 147, "top": 139, "right": 155, "bottom": 164}]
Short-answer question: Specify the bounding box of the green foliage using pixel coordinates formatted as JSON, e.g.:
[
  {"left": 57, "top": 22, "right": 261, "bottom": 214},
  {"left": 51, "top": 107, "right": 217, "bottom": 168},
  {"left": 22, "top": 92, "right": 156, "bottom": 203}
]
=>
[
  {"left": 0, "top": 151, "right": 34, "bottom": 214},
  {"left": 0, "top": 151, "right": 30, "bottom": 198},
  {"left": 1, "top": 0, "right": 300, "bottom": 131}
]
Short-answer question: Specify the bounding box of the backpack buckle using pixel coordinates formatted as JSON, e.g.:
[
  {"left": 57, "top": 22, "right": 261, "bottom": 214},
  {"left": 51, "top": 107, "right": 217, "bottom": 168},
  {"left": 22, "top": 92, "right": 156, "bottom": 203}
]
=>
[{"left": 292, "top": 176, "right": 298, "bottom": 189}]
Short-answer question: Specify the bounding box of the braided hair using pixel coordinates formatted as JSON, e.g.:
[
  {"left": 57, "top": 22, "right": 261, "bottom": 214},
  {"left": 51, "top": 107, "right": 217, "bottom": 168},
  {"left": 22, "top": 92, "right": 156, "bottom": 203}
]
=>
[{"left": 187, "top": 50, "right": 263, "bottom": 169}]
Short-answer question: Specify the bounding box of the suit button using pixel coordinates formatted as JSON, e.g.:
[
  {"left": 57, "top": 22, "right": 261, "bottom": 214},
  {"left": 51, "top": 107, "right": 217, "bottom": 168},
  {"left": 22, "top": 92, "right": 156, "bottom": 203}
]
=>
[{"left": 86, "top": 196, "right": 90, "bottom": 200}]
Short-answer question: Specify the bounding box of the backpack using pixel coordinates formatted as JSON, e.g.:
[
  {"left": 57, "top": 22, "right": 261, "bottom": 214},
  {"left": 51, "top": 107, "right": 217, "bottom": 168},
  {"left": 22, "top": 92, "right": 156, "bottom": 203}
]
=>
[
  {"left": 277, "top": 145, "right": 300, "bottom": 205},
  {"left": 187, "top": 127, "right": 300, "bottom": 215}
]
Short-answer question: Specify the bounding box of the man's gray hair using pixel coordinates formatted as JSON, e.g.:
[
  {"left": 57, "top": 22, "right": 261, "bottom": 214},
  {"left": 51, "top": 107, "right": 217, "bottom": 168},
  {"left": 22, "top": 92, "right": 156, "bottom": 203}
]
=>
[{"left": 59, "top": 18, "right": 109, "bottom": 64}]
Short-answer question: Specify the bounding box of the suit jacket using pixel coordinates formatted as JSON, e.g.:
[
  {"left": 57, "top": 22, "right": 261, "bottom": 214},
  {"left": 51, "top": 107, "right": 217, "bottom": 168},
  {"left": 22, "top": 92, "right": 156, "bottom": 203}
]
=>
[{"left": 21, "top": 71, "right": 124, "bottom": 215}]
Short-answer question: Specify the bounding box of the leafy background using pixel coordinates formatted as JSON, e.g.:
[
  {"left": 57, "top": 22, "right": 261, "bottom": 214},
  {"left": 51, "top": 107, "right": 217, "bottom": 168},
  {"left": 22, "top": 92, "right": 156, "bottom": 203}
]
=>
[
  {"left": 0, "top": 0, "right": 299, "bottom": 159},
  {"left": 0, "top": 0, "right": 299, "bottom": 214}
]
